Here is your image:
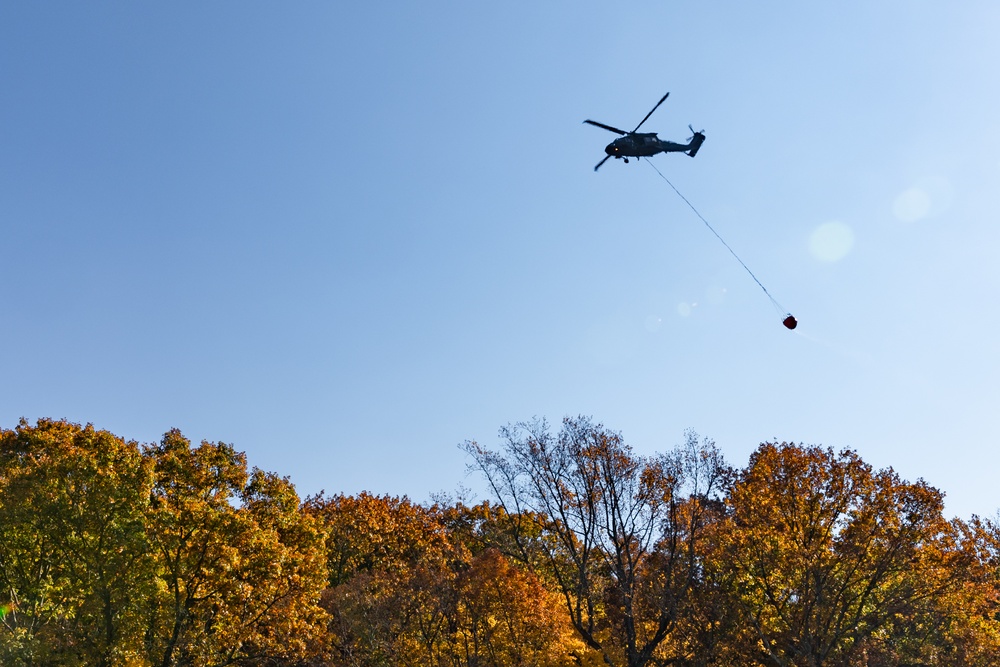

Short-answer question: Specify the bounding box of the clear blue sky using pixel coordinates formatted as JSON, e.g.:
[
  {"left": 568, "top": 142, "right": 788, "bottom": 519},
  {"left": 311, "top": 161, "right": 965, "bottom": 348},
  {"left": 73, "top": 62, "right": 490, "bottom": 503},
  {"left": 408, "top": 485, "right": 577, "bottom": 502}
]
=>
[{"left": 3, "top": 2, "right": 999, "bottom": 520}]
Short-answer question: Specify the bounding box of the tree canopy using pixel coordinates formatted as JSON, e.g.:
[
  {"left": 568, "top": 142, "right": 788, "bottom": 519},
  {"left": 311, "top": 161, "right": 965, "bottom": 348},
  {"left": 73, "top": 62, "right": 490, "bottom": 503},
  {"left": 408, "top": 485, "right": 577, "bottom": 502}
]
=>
[{"left": 1, "top": 417, "right": 997, "bottom": 667}]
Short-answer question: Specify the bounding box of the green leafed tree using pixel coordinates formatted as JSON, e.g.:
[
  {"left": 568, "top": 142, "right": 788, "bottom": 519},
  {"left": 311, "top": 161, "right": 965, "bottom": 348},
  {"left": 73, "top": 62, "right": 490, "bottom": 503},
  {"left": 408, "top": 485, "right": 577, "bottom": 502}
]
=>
[
  {"left": 0, "top": 418, "right": 155, "bottom": 667},
  {"left": 0, "top": 419, "right": 330, "bottom": 667}
]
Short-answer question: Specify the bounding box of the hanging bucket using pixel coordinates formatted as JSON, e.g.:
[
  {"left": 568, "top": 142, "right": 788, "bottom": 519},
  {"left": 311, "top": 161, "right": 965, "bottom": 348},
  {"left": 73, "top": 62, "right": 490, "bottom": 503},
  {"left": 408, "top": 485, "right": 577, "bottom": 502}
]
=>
[{"left": 782, "top": 314, "right": 798, "bottom": 330}]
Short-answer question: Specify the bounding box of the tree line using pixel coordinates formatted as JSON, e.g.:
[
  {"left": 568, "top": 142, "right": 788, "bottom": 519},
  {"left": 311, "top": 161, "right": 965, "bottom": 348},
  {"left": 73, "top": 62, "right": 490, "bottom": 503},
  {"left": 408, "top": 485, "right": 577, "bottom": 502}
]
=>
[{"left": 0, "top": 417, "right": 997, "bottom": 667}]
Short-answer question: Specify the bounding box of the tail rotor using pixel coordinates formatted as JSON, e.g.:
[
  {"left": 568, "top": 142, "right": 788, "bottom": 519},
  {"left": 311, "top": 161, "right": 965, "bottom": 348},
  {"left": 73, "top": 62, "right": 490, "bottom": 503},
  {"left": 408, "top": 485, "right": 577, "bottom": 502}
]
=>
[{"left": 686, "top": 124, "right": 706, "bottom": 157}]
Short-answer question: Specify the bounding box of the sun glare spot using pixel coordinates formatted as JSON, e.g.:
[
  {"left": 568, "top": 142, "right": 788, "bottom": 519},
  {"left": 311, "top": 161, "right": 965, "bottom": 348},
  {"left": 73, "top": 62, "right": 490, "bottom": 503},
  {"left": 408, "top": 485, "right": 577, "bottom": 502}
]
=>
[
  {"left": 892, "top": 177, "right": 954, "bottom": 223},
  {"left": 645, "top": 315, "right": 663, "bottom": 332},
  {"left": 677, "top": 302, "right": 692, "bottom": 317},
  {"left": 808, "top": 221, "right": 855, "bottom": 262},
  {"left": 893, "top": 187, "right": 931, "bottom": 222}
]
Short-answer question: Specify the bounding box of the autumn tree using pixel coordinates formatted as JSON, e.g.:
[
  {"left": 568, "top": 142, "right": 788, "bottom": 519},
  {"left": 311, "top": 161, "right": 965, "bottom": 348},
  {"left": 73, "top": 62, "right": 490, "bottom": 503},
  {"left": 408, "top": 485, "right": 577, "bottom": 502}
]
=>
[
  {"left": 0, "top": 418, "right": 155, "bottom": 666},
  {"left": 304, "top": 492, "right": 456, "bottom": 667},
  {"left": 449, "top": 547, "right": 596, "bottom": 667},
  {"left": 441, "top": 501, "right": 598, "bottom": 667},
  {"left": 143, "top": 429, "right": 330, "bottom": 667},
  {"left": 945, "top": 515, "right": 1000, "bottom": 666},
  {"left": 716, "top": 442, "right": 970, "bottom": 667},
  {"left": 463, "top": 417, "right": 730, "bottom": 667},
  {"left": 306, "top": 492, "right": 596, "bottom": 667},
  {"left": 870, "top": 515, "right": 1000, "bottom": 667}
]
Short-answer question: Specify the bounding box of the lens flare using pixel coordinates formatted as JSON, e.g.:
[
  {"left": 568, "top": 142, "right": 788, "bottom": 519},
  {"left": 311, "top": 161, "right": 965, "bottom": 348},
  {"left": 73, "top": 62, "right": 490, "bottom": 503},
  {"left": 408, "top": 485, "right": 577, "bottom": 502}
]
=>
[
  {"left": 892, "top": 177, "right": 954, "bottom": 222},
  {"left": 809, "top": 221, "right": 855, "bottom": 262},
  {"left": 893, "top": 187, "right": 931, "bottom": 222}
]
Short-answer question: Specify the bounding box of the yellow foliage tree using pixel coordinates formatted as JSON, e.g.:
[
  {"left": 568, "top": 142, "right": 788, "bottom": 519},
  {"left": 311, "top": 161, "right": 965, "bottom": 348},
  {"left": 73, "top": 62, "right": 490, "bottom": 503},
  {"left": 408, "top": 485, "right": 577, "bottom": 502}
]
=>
[
  {"left": 716, "top": 442, "right": 971, "bottom": 667},
  {"left": 143, "top": 429, "right": 330, "bottom": 666}
]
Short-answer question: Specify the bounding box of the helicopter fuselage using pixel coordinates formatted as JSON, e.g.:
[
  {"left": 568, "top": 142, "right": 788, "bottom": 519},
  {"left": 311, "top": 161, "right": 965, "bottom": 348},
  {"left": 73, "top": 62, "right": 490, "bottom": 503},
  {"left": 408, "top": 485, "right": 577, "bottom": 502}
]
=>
[{"left": 605, "top": 132, "right": 695, "bottom": 159}]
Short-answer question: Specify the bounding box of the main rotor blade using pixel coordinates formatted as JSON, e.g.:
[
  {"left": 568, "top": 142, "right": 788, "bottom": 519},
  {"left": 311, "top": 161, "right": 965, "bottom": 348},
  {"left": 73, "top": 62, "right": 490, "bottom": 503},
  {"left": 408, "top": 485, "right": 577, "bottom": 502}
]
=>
[
  {"left": 583, "top": 119, "right": 627, "bottom": 136},
  {"left": 594, "top": 155, "right": 612, "bottom": 172},
  {"left": 631, "top": 92, "right": 670, "bottom": 133}
]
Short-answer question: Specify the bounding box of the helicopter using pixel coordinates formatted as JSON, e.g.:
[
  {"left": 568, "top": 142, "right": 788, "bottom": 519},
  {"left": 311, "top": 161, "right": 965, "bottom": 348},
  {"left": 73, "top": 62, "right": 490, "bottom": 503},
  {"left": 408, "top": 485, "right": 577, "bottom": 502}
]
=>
[{"left": 584, "top": 92, "right": 705, "bottom": 172}]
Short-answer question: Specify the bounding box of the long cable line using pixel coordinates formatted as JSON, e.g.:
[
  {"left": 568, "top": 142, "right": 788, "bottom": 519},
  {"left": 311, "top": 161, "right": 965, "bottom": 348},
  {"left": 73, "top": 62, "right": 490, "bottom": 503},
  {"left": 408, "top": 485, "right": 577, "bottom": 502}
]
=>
[{"left": 644, "top": 158, "right": 797, "bottom": 329}]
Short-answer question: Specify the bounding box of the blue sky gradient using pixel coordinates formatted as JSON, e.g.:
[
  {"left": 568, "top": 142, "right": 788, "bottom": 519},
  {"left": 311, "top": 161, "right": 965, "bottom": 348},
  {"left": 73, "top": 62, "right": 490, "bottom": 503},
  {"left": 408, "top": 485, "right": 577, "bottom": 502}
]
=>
[{"left": 3, "top": 2, "right": 999, "bottom": 519}]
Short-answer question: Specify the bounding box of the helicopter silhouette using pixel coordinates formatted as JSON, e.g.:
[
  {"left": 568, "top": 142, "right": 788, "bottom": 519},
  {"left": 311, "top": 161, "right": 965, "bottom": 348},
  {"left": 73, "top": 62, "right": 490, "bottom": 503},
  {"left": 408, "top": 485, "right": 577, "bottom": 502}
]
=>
[{"left": 584, "top": 92, "right": 705, "bottom": 172}]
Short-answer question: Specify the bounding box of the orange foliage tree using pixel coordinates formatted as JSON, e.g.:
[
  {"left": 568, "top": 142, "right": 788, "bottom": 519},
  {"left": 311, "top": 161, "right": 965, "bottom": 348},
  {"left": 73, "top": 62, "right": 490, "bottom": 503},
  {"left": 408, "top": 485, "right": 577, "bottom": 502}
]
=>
[{"left": 305, "top": 492, "right": 596, "bottom": 667}]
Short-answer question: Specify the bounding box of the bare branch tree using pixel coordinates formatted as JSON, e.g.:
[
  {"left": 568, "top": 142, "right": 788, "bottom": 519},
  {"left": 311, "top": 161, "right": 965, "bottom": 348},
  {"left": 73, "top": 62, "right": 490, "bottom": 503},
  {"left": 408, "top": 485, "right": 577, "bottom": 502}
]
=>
[{"left": 463, "top": 417, "right": 730, "bottom": 667}]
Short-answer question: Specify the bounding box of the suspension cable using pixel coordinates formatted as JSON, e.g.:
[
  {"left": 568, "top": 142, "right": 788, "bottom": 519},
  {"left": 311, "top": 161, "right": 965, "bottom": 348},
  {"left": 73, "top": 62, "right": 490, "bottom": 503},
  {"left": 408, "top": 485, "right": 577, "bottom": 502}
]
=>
[{"left": 644, "top": 158, "right": 795, "bottom": 327}]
